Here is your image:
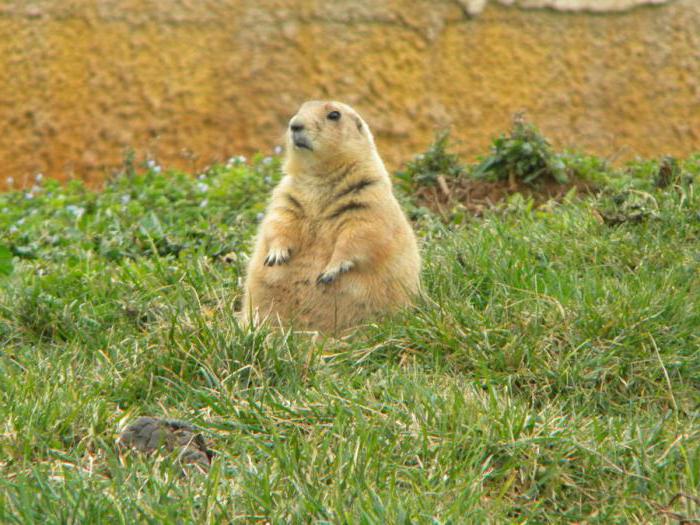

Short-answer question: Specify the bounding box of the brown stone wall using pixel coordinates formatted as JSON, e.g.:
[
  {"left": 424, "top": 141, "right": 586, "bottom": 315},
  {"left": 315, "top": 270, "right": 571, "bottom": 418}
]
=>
[{"left": 0, "top": 0, "right": 698, "bottom": 187}]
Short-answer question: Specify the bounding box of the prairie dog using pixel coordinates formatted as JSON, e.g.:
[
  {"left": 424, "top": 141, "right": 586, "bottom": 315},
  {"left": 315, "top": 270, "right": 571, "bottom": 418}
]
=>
[{"left": 242, "top": 101, "right": 420, "bottom": 332}]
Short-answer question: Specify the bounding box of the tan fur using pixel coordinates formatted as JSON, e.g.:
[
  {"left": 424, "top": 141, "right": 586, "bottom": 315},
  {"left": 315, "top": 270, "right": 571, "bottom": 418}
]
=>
[{"left": 241, "top": 100, "right": 421, "bottom": 332}]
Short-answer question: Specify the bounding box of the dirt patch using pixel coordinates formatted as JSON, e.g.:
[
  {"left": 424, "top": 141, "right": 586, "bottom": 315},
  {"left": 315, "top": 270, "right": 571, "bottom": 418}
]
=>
[{"left": 414, "top": 176, "right": 595, "bottom": 217}]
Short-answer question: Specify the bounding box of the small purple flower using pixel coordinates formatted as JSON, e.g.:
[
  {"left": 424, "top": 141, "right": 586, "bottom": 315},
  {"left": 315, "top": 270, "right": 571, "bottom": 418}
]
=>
[
  {"left": 274, "top": 145, "right": 283, "bottom": 155},
  {"left": 256, "top": 212, "right": 265, "bottom": 222}
]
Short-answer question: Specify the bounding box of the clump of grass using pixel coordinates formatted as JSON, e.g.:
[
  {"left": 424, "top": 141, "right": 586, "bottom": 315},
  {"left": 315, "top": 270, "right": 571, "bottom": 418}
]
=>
[
  {"left": 473, "top": 114, "right": 568, "bottom": 186},
  {"left": 0, "top": 245, "right": 12, "bottom": 276}
]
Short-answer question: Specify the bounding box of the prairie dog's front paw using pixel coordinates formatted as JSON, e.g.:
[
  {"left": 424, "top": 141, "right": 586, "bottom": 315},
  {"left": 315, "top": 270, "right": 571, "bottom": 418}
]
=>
[
  {"left": 317, "top": 260, "right": 354, "bottom": 285},
  {"left": 264, "top": 247, "right": 291, "bottom": 266}
]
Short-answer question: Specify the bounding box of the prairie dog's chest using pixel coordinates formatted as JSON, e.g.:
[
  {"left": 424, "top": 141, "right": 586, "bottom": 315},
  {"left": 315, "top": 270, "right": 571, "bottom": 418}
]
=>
[
  {"left": 295, "top": 213, "right": 336, "bottom": 256},
  {"left": 285, "top": 192, "right": 334, "bottom": 241}
]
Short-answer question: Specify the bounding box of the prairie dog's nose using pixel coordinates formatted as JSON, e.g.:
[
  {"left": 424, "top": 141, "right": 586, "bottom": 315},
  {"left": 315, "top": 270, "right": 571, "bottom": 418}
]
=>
[{"left": 290, "top": 119, "right": 304, "bottom": 132}]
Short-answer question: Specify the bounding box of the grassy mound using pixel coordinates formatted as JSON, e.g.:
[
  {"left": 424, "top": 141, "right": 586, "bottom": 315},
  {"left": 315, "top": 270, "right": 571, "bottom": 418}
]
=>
[{"left": 0, "top": 143, "right": 698, "bottom": 522}]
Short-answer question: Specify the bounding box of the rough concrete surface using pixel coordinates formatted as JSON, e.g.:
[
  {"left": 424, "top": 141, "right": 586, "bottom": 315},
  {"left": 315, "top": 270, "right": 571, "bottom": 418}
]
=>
[{"left": 0, "top": 0, "right": 697, "bottom": 186}]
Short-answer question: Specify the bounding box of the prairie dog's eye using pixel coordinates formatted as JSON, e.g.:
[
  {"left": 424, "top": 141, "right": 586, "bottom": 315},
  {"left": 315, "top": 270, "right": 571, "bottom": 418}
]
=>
[{"left": 327, "top": 111, "right": 341, "bottom": 121}]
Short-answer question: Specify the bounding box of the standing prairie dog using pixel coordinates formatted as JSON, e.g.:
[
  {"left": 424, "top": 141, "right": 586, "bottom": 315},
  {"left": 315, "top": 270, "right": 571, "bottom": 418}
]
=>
[{"left": 242, "top": 100, "right": 421, "bottom": 332}]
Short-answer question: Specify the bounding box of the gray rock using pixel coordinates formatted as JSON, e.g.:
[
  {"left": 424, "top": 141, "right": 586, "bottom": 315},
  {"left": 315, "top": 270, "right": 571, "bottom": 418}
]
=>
[{"left": 117, "top": 416, "right": 213, "bottom": 471}]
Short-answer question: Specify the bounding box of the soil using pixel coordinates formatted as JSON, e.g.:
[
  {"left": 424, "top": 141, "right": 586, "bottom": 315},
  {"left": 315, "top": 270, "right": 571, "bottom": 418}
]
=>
[{"left": 414, "top": 176, "right": 596, "bottom": 217}]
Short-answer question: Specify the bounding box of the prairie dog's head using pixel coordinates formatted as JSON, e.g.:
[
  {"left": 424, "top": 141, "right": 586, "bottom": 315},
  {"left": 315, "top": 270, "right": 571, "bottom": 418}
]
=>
[{"left": 284, "top": 101, "right": 375, "bottom": 174}]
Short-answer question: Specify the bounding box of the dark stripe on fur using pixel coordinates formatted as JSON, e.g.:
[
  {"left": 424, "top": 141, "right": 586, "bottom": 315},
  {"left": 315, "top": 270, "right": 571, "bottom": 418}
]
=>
[
  {"left": 327, "top": 201, "right": 369, "bottom": 220},
  {"left": 336, "top": 215, "right": 369, "bottom": 231},
  {"left": 333, "top": 178, "right": 376, "bottom": 201},
  {"left": 327, "top": 161, "right": 358, "bottom": 185},
  {"left": 285, "top": 193, "right": 304, "bottom": 212},
  {"left": 273, "top": 206, "right": 302, "bottom": 218}
]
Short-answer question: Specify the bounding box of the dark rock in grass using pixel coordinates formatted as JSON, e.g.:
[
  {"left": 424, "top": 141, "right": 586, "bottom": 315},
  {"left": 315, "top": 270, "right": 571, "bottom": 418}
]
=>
[{"left": 117, "top": 416, "right": 213, "bottom": 471}]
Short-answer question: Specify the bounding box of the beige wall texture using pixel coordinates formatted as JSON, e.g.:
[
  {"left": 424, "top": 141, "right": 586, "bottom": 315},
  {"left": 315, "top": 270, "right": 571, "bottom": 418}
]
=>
[{"left": 0, "top": 0, "right": 698, "bottom": 187}]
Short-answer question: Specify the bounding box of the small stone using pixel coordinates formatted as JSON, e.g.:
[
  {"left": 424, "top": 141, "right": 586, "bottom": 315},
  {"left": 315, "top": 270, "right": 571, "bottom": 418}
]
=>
[{"left": 117, "top": 416, "right": 213, "bottom": 472}]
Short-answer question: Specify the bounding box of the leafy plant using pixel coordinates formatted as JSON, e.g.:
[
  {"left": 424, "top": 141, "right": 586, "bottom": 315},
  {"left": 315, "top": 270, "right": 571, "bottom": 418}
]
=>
[
  {"left": 473, "top": 114, "right": 568, "bottom": 186},
  {"left": 396, "top": 131, "right": 466, "bottom": 189},
  {"left": 0, "top": 154, "right": 281, "bottom": 266}
]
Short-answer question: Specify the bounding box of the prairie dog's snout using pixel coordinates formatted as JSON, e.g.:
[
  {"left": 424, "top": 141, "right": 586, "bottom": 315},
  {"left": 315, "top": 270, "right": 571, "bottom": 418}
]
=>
[
  {"left": 289, "top": 117, "right": 311, "bottom": 150},
  {"left": 289, "top": 118, "right": 304, "bottom": 132}
]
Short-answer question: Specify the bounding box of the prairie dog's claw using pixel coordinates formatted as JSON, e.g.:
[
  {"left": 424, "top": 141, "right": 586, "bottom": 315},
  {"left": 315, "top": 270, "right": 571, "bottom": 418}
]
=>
[
  {"left": 316, "top": 272, "right": 336, "bottom": 285},
  {"left": 264, "top": 247, "right": 291, "bottom": 266},
  {"left": 316, "top": 260, "right": 354, "bottom": 285}
]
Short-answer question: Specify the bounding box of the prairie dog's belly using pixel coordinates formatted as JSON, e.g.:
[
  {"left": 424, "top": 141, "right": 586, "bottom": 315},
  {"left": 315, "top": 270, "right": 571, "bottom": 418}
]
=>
[
  {"left": 259, "top": 228, "right": 333, "bottom": 286},
  {"left": 251, "top": 227, "right": 382, "bottom": 329}
]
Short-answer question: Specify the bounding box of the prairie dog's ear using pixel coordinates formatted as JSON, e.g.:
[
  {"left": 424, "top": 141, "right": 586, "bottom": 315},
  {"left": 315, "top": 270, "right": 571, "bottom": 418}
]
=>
[{"left": 351, "top": 114, "right": 364, "bottom": 134}]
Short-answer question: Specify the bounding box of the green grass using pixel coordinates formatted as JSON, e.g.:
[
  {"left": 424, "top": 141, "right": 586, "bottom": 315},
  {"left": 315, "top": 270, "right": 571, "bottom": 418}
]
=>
[{"left": 0, "top": 150, "right": 699, "bottom": 523}]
